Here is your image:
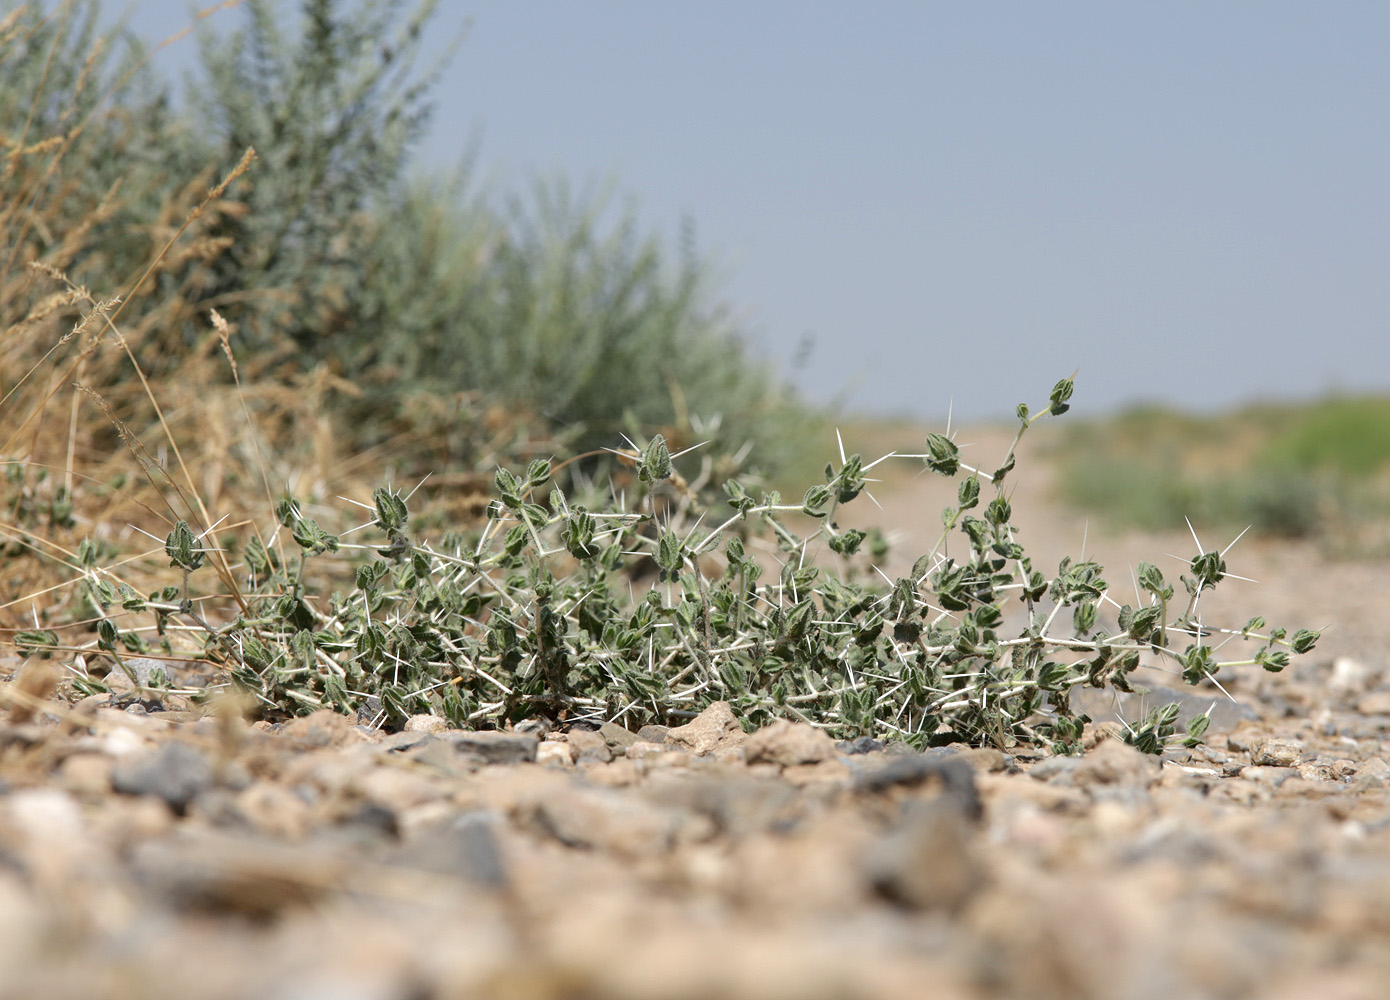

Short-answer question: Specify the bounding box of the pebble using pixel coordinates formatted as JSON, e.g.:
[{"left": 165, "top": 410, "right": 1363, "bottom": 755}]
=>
[
  {"left": 111, "top": 741, "right": 215, "bottom": 813},
  {"left": 536, "top": 740, "right": 574, "bottom": 766},
  {"left": 865, "top": 796, "right": 982, "bottom": 911},
  {"left": 404, "top": 714, "right": 449, "bottom": 734},
  {"left": 567, "top": 728, "right": 613, "bottom": 764},
  {"left": 625, "top": 740, "right": 666, "bottom": 759},
  {"left": 856, "top": 754, "right": 983, "bottom": 822},
  {"left": 531, "top": 784, "right": 687, "bottom": 858},
  {"left": 1356, "top": 691, "right": 1390, "bottom": 716},
  {"left": 1251, "top": 738, "right": 1302, "bottom": 767},
  {"left": 396, "top": 810, "right": 508, "bottom": 888},
  {"left": 1332, "top": 656, "right": 1373, "bottom": 693},
  {"left": 1353, "top": 757, "right": 1390, "bottom": 788},
  {"left": 745, "top": 719, "right": 837, "bottom": 767},
  {"left": 598, "top": 722, "right": 639, "bottom": 755},
  {"left": 438, "top": 730, "right": 539, "bottom": 766},
  {"left": 665, "top": 702, "right": 746, "bottom": 755},
  {"left": 1070, "top": 740, "right": 1160, "bottom": 789},
  {"left": 837, "top": 736, "right": 885, "bottom": 755}
]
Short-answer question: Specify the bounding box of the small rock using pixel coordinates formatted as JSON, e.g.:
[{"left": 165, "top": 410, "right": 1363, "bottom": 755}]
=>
[
  {"left": 636, "top": 724, "right": 670, "bottom": 744},
  {"left": 1071, "top": 739, "right": 1160, "bottom": 789},
  {"left": 57, "top": 752, "right": 113, "bottom": 796},
  {"left": 567, "top": 729, "right": 612, "bottom": 765},
  {"left": 439, "top": 730, "right": 539, "bottom": 766},
  {"left": 953, "top": 747, "right": 1008, "bottom": 773},
  {"left": 280, "top": 711, "right": 364, "bottom": 750},
  {"left": 1356, "top": 691, "right": 1390, "bottom": 716},
  {"left": 1239, "top": 765, "right": 1294, "bottom": 787},
  {"left": 836, "top": 736, "right": 885, "bottom": 755},
  {"left": 1251, "top": 738, "right": 1302, "bottom": 767},
  {"left": 105, "top": 656, "right": 169, "bottom": 697},
  {"left": 665, "top": 702, "right": 745, "bottom": 755},
  {"left": 1332, "top": 656, "right": 1373, "bottom": 693},
  {"left": 111, "top": 741, "right": 214, "bottom": 813},
  {"left": 598, "top": 722, "right": 639, "bottom": 755},
  {"left": 745, "top": 719, "right": 836, "bottom": 767},
  {"left": 855, "top": 755, "right": 982, "bottom": 822},
  {"left": 782, "top": 760, "right": 851, "bottom": 788},
  {"left": 404, "top": 714, "right": 449, "bottom": 734},
  {"left": 1028, "top": 755, "right": 1080, "bottom": 783},
  {"left": 355, "top": 696, "right": 384, "bottom": 727},
  {"left": 514, "top": 718, "right": 553, "bottom": 737},
  {"left": 1354, "top": 757, "right": 1390, "bottom": 787},
  {"left": 397, "top": 811, "right": 507, "bottom": 887},
  {"left": 536, "top": 741, "right": 574, "bottom": 766},
  {"left": 626, "top": 740, "right": 666, "bottom": 759},
  {"left": 865, "top": 797, "right": 982, "bottom": 911},
  {"left": 531, "top": 785, "right": 686, "bottom": 858}
]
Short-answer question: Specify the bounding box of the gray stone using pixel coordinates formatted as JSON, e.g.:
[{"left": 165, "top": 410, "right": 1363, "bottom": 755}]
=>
[
  {"left": 636, "top": 724, "right": 670, "bottom": 744},
  {"left": 598, "top": 722, "right": 639, "bottom": 755},
  {"left": 853, "top": 754, "right": 982, "bottom": 822},
  {"left": 837, "top": 736, "right": 885, "bottom": 755},
  {"left": 355, "top": 695, "right": 383, "bottom": 727},
  {"left": 438, "top": 730, "right": 538, "bottom": 766},
  {"left": 397, "top": 811, "right": 507, "bottom": 888},
  {"left": 531, "top": 785, "right": 686, "bottom": 858},
  {"left": 645, "top": 774, "right": 801, "bottom": 837},
  {"left": 865, "top": 796, "right": 982, "bottom": 912},
  {"left": 568, "top": 728, "right": 613, "bottom": 764},
  {"left": 111, "top": 741, "right": 214, "bottom": 813},
  {"left": 1029, "top": 755, "right": 1081, "bottom": 782}
]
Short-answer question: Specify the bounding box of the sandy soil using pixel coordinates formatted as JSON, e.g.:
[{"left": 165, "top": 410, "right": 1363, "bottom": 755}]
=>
[{"left": 2, "top": 427, "right": 1389, "bottom": 1000}]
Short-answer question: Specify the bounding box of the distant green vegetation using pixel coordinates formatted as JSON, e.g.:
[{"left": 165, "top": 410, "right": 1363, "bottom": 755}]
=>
[
  {"left": 1050, "top": 396, "right": 1390, "bottom": 549},
  {"left": 1, "top": 0, "right": 813, "bottom": 480}
]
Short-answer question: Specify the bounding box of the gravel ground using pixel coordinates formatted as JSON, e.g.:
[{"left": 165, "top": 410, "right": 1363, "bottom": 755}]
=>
[{"left": 2, "top": 429, "right": 1388, "bottom": 1000}]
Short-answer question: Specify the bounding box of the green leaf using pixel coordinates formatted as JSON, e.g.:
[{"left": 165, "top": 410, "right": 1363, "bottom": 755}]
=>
[
  {"left": 494, "top": 468, "right": 522, "bottom": 506},
  {"left": 165, "top": 520, "right": 205, "bottom": 572},
  {"left": 372, "top": 487, "right": 409, "bottom": 534},
  {"left": 656, "top": 531, "right": 684, "bottom": 579},
  {"left": 802, "top": 484, "right": 831, "bottom": 517},
  {"left": 828, "top": 528, "right": 866, "bottom": 557},
  {"left": 639, "top": 435, "right": 672, "bottom": 483},
  {"left": 1291, "top": 628, "right": 1321, "bottom": 654},
  {"left": 1049, "top": 375, "right": 1075, "bottom": 416},
  {"left": 923, "top": 433, "right": 960, "bottom": 476},
  {"left": 957, "top": 476, "right": 980, "bottom": 511},
  {"left": 1189, "top": 550, "right": 1226, "bottom": 589},
  {"left": 526, "top": 459, "right": 552, "bottom": 489}
]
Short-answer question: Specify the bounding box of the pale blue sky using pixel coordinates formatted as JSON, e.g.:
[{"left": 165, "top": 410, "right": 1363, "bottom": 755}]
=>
[{"left": 114, "top": 1, "right": 1390, "bottom": 421}]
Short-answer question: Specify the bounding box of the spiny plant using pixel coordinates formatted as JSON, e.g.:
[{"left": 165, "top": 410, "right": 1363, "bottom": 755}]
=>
[
  {"left": 2, "top": 3, "right": 1320, "bottom": 753},
  {"left": 66, "top": 377, "right": 1320, "bottom": 753}
]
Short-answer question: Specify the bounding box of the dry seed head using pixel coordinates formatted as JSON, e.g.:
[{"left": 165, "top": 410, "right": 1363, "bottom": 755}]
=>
[
  {"left": 210, "top": 309, "right": 237, "bottom": 379},
  {"left": 209, "top": 146, "right": 256, "bottom": 201}
]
